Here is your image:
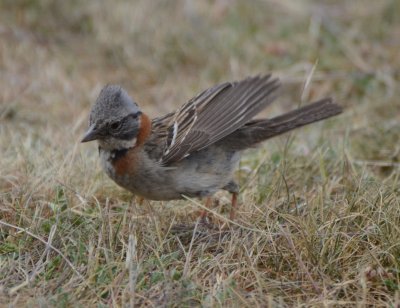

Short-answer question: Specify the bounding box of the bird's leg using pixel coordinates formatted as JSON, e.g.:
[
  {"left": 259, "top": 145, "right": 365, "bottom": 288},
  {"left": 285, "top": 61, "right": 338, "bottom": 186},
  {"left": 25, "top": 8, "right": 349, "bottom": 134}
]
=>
[
  {"left": 229, "top": 192, "right": 238, "bottom": 220},
  {"left": 223, "top": 180, "right": 240, "bottom": 221},
  {"left": 199, "top": 197, "right": 212, "bottom": 224},
  {"left": 137, "top": 196, "right": 144, "bottom": 205}
]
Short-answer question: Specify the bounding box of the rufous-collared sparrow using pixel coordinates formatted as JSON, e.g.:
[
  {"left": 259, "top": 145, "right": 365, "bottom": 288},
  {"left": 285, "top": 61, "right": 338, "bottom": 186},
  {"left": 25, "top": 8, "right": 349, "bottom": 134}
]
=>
[{"left": 81, "top": 74, "right": 342, "bottom": 219}]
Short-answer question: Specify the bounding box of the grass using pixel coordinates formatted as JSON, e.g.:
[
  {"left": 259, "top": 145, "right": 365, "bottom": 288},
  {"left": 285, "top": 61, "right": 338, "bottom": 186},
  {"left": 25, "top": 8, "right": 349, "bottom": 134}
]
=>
[{"left": 1, "top": 0, "right": 400, "bottom": 306}]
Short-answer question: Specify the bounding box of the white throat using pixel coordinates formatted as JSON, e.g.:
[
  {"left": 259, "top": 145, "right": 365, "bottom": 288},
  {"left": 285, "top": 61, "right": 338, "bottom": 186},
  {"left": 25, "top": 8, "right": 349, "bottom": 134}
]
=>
[{"left": 98, "top": 137, "right": 137, "bottom": 151}]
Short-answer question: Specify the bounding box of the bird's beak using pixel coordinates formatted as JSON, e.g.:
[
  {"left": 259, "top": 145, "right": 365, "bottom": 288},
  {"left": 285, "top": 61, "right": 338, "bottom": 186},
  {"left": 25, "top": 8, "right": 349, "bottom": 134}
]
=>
[{"left": 81, "top": 125, "right": 98, "bottom": 143}]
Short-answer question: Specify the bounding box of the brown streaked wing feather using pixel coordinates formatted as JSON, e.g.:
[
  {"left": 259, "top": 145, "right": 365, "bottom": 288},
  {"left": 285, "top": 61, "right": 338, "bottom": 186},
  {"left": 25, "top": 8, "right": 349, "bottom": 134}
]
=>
[{"left": 152, "top": 75, "right": 281, "bottom": 165}]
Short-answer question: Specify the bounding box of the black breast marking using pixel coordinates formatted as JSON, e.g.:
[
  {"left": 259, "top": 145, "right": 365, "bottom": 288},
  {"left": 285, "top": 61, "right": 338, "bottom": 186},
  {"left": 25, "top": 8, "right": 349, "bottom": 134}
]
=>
[
  {"left": 111, "top": 148, "right": 129, "bottom": 163},
  {"left": 99, "top": 146, "right": 129, "bottom": 163}
]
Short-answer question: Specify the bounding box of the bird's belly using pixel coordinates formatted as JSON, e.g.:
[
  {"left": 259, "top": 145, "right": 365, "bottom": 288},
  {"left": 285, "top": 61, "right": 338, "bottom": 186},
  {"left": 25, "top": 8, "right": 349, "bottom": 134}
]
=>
[
  {"left": 172, "top": 148, "right": 241, "bottom": 198},
  {"left": 100, "top": 155, "right": 181, "bottom": 200},
  {"left": 99, "top": 147, "right": 240, "bottom": 201}
]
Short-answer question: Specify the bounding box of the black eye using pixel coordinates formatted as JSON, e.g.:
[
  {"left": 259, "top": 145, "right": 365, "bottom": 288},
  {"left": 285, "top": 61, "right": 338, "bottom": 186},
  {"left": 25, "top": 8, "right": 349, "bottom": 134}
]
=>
[{"left": 110, "top": 121, "right": 121, "bottom": 130}]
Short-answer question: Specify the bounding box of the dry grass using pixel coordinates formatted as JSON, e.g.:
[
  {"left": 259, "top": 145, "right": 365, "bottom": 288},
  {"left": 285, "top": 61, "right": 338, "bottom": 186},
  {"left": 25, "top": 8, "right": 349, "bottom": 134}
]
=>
[{"left": 1, "top": 0, "right": 400, "bottom": 306}]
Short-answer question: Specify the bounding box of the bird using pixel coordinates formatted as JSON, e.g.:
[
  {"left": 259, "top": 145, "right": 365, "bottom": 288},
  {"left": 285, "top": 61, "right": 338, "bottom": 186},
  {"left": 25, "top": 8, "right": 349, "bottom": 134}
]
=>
[{"left": 81, "top": 74, "right": 342, "bottom": 221}]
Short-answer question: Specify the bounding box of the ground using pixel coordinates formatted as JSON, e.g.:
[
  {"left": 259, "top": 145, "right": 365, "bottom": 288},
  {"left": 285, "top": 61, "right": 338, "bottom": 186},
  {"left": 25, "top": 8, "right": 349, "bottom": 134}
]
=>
[{"left": 1, "top": 0, "right": 400, "bottom": 306}]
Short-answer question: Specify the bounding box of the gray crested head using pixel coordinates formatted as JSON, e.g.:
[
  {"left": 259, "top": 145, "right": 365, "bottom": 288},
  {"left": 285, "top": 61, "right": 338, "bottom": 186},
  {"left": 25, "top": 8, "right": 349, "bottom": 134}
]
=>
[
  {"left": 90, "top": 85, "right": 140, "bottom": 125},
  {"left": 81, "top": 85, "right": 142, "bottom": 148}
]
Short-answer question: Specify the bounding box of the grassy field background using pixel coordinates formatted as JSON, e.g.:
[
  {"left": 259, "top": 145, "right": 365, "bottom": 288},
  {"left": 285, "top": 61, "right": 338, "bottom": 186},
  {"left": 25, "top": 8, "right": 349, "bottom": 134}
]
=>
[{"left": 1, "top": 0, "right": 400, "bottom": 306}]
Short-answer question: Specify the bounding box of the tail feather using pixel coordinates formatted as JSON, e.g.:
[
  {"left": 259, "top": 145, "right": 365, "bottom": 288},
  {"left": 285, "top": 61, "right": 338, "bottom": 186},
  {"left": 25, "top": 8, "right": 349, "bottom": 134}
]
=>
[{"left": 219, "top": 98, "right": 342, "bottom": 150}]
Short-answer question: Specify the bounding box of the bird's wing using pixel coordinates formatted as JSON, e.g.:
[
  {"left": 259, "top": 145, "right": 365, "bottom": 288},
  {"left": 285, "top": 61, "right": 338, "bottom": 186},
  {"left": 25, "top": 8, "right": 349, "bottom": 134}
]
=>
[{"left": 150, "top": 74, "right": 281, "bottom": 165}]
